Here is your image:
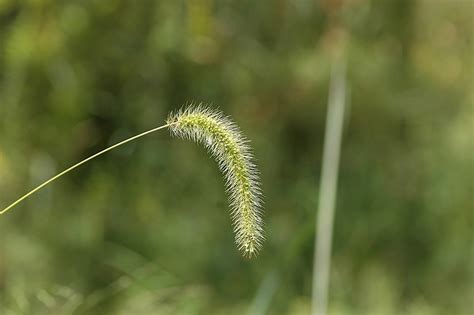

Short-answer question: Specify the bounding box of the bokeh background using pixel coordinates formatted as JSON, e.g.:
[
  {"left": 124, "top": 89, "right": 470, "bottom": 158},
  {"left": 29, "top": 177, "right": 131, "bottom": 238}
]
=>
[{"left": 0, "top": 0, "right": 472, "bottom": 314}]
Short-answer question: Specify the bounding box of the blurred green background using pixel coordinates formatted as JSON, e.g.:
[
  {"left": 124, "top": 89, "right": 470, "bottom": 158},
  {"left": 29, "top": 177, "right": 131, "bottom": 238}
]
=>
[{"left": 0, "top": 0, "right": 472, "bottom": 314}]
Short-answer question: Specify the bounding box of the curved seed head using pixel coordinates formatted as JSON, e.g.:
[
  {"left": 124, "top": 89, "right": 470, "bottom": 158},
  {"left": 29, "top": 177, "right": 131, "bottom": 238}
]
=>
[{"left": 167, "top": 105, "right": 264, "bottom": 257}]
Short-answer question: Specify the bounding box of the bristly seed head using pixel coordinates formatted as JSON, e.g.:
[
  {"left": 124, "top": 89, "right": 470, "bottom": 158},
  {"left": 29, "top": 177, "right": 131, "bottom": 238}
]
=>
[{"left": 167, "top": 105, "right": 264, "bottom": 257}]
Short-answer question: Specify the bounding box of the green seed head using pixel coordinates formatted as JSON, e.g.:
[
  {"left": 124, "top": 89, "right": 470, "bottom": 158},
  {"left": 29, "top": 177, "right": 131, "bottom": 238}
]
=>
[{"left": 167, "top": 105, "right": 264, "bottom": 257}]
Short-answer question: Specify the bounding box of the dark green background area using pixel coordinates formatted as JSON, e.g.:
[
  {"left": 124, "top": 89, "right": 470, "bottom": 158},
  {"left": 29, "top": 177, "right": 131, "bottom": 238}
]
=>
[{"left": 0, "top": 1, "right": 472, "bottom": 314}]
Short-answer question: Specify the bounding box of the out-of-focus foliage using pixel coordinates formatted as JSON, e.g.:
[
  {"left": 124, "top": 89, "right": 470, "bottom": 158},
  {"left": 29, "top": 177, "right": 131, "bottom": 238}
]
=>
[{"left": 0, "top": 0, "right": 472, "bottom": 314}]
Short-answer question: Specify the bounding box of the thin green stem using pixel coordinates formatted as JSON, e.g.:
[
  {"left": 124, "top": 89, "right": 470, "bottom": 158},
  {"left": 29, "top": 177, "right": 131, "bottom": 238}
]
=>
[{"left": 1, "top": 123, "right": 171, "bottom": 215}]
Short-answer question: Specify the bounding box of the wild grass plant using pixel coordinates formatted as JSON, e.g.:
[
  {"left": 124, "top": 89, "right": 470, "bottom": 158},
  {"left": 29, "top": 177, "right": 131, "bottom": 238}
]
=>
[{"left": 1, "top": 105, "right": 264, "bottom": 257}]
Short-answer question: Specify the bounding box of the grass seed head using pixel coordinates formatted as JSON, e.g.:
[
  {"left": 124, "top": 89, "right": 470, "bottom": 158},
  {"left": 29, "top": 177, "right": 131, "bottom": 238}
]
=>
[{"left": 167, "top": 105, "right": 264, "bottom": 257}]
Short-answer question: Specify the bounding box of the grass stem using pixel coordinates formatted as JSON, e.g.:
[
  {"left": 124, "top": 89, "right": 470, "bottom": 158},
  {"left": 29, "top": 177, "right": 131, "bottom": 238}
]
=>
[
  {"left": 0, "top": 123, "right": 171, "bottom": 215},
  {"left": 311, "top": 59, "right": 347, "bottom": 315}
]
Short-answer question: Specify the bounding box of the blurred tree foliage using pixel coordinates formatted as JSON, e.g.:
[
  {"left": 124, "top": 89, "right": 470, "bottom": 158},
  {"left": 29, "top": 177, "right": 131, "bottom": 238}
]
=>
[{"left": 0, "top": 0, "right": 472, "bottom": 314}]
